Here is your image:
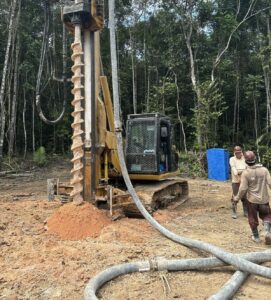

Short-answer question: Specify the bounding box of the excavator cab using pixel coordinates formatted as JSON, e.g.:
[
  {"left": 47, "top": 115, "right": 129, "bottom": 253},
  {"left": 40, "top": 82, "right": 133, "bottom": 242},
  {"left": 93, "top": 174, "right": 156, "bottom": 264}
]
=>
[{"left": 126, "top": 113, "right": 178, "bottom": 179}]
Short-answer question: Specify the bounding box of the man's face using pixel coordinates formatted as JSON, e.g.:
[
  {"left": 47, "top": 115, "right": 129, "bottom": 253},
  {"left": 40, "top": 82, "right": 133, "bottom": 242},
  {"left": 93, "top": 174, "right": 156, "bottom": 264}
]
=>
[{"left": 235, "top": 151, "right": 242, "bottom": 159}]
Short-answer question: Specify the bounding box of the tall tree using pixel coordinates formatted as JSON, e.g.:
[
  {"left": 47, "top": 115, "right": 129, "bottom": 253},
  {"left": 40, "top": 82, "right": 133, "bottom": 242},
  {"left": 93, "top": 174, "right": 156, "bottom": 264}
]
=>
[
  {"left": 0, "top": 0, "right": 18, "bottom": 161},
  {"left": 8, "top": 0, "right": 21, "bottom": 156}
]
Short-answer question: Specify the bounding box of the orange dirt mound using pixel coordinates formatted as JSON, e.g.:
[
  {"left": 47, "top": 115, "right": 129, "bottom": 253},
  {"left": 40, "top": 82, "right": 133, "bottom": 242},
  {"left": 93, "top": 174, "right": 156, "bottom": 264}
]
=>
[{"left": 47, "top": 202, "right": 112, "bottom": 240}]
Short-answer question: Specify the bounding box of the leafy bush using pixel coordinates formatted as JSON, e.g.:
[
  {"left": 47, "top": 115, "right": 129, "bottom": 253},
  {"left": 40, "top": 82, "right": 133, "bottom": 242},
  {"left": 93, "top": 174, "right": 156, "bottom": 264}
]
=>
[
  {"left": 259, "top": 145, "right": 271, "bottom": 170},
  {"left": 179, "top": 151, "right": 207, "bottom": 178},
  {"left": 33, "top": 146, "right": 47, "bottom": 167}
]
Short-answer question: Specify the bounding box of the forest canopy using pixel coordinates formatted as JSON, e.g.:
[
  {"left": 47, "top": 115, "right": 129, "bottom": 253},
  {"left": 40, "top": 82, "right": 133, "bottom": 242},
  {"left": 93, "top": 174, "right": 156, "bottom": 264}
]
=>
[{"left": 0, "top": 0, "right": 271, "bottom": 167}]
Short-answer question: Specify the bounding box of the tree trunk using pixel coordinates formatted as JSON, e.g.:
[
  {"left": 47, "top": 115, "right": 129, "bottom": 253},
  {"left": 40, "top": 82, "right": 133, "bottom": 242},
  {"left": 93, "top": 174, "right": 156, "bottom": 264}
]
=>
[
  {"left": 263, "top": 66, "right": 271, "bottom": 130},
  {"left": 147, "top": 68, "right": 150, "bottom": 113},
  {"left": 265, "top": 14, "right": 271, "bottom": 129},
  {"left": 233, "top": 72, "right": 240, "bottom": 142},
  {"left": 23, "top": 86, "right": 27, "bottom": 158},
  {"left": 9, "top": 27, "right": 20, "bottom": 156},
  {"left": 182, "top": 11, "right": 202, "bottom": 148},
  {"left": 129, "top": 29, "right": 137, "bottom": 114},
  {"left": 0, "top": 0, "right": 18, "bottom": 160},
  {"left": 32, "top": 96, "right": 35, "bottom": 153},
  {"left": 143, "top": 9, "right": 147, "bottom": 113},
  {"left": 176, "top": 89, "right": 187, "bottom": 153},
  {"left": 253, "top": 91, "right": 260, "bottom": 161},
  {"left": 162, "top": 78, "right": 165, "bottom": 114}
]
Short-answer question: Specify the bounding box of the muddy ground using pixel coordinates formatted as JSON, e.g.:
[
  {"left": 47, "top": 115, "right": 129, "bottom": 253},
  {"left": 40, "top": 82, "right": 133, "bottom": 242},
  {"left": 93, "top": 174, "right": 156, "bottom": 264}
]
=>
[{"left": 1, "top": 159, "right": 271, "bottom": 300}]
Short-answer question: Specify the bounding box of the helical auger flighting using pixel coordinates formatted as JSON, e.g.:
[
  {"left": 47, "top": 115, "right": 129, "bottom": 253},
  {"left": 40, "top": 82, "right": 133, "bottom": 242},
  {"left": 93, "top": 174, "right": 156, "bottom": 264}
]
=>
[{"left": 70, "top": 24, "right": 84, "bottom": 205}]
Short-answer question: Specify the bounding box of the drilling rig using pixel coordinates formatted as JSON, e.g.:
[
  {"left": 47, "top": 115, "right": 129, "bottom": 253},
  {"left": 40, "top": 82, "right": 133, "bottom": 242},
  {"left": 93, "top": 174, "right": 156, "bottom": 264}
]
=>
[{"left": 53, "top": 0, "right": 188, "bottom": 216}]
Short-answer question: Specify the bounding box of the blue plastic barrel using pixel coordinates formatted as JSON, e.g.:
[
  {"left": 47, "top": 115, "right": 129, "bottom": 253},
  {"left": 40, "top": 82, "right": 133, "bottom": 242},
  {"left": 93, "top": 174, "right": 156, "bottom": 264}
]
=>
[{"left": 207, "top": 148, "right": 229, "bottom": 181}]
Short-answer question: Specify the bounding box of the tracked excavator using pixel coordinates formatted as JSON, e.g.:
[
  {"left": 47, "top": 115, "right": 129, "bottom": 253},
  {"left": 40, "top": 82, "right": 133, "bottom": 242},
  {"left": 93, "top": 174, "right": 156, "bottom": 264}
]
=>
[{"left": 51, "top": 0, "right": 188, "bottom": 216}]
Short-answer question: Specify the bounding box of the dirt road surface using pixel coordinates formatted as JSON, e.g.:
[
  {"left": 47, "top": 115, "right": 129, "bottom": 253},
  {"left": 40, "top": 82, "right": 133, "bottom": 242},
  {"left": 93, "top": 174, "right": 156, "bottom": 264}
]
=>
[{"left": 1, "top": 161, "right": 271, "bottom": 299}]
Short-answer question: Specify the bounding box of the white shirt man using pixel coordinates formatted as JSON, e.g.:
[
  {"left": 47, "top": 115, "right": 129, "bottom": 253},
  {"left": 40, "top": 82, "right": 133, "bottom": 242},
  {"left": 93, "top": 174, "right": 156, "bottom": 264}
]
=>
[{"left": 229, "top": 146, "right": 248, "bottom": 219}]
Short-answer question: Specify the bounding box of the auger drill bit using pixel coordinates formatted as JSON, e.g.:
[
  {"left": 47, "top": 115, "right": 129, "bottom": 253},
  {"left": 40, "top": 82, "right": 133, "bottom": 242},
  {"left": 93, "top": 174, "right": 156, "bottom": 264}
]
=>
[
  {"left": 70, "top": 23, "right": 84, "bottom": 205},
  {"left": 62, "top": 1, "right": 104, "bottom": 204}
]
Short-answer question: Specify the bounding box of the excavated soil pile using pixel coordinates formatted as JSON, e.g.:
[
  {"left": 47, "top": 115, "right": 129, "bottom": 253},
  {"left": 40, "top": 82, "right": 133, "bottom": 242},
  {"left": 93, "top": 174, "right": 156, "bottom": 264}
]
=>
[{"left": 47, "top": 202, "right": 112, "bottom": 240}]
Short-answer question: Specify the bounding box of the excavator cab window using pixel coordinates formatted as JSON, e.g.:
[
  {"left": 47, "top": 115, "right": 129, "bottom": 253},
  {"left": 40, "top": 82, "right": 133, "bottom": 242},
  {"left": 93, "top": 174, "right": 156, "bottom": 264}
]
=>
[
  {"left": 126, "top": 113, "right": 174, "bottom": 175},
  {"left": 126, "top": 118, "right": 156, "bottom": 173},
  {"left": 132, "top": 136, "right": 143, "bottom": 153},
  {"left": 128, "top": 123, "right": 155, "bottom": 155}
]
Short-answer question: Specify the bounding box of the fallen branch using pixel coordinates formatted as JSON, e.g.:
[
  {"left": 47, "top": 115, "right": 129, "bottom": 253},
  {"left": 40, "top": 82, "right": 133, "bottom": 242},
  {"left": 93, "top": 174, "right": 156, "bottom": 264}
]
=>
[
  {"left": 6, "top": 172, "right": 34, "bottom": 178},
  {"left": 0, "top": 170, "right": 16, "bottom": 177},
  {"left": 12, "top": 193, "right": 35, "bottom": 198}
]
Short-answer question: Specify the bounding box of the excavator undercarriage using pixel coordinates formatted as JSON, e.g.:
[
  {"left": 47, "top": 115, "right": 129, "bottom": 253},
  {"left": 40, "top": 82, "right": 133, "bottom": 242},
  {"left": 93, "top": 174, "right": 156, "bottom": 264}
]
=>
[{"left": 50, "top": 177, "right": 188, "bottom": 217}]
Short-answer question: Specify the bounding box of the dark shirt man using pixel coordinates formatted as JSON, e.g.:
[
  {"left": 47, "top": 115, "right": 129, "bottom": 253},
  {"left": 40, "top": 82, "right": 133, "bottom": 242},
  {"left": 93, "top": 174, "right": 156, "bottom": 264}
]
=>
[{"left": 235, "top": 151, "right": 271, "bottom": 244}]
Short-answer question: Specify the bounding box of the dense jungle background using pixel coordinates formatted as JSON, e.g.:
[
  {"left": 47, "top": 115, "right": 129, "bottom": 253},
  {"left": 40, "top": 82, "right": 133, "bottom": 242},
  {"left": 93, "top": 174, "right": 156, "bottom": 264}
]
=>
[{"left": 1, "top": 0, "right": 271, "bottom": 174}]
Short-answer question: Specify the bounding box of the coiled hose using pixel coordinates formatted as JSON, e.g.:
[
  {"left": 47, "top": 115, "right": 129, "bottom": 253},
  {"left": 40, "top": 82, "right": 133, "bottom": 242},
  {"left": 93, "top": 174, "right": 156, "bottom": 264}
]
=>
[
  {"left": 84, "top": 250, "right": 271, "bottom": 300},
  {"left": 84, "top": 0, "right": 271, "bottom": 298}
]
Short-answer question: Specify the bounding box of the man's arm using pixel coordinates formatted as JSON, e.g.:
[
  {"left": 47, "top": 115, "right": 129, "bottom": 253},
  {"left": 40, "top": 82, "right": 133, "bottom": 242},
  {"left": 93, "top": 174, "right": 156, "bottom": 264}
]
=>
[
  {"left": 266, "top": 169, "right": 271, "bottom": 189},
  {"left": 229, "top": 158, "right": 238, "bottom": 176},
  {"left": 235, "top": 172, "right": 248, "bottom": 201}
]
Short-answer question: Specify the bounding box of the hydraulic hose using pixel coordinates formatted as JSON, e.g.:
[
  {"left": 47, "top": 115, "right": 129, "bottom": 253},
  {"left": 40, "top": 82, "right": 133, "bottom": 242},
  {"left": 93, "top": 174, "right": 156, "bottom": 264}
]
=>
[
  {"left": 208, "top": 270, "right": 248, "bottom": 300},
  {"left": 84, "top": 250, "right": 271, "bottom": 300},
  {"left": 35, "top": 0, "right": 67, "bottom": 125},
  {"left": 36, "top": 95, "right": 66, "bottom": 125},
  {"left": 84, "top": 261, "right": 150, "bottom": 300},
  {"left": 108, "top": 0, "right": 271, "bottom": 280},
  {"left": 84, "top": 0, "right": 271, "bottom": 299}
]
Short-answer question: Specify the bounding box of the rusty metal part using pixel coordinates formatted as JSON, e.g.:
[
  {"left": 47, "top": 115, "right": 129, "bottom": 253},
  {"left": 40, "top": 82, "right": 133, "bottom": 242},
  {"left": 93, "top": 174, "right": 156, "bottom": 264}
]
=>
[{"left": 70, "top": 24, "right": 84, "bottom": 205}]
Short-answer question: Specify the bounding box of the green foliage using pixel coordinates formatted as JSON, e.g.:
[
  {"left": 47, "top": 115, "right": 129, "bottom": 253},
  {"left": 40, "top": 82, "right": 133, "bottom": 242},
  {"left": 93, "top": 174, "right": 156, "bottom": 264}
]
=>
[
  {"left": 260, "top": 146, "right": 271, "bottom": 170},
  {"left": 179, "top": 151, "right": 207, "bottom": 178},
  {"left": 148, "top": 79, "right": 176, "bottom": 115},
  {"left": 256, "top": 130, "right": 271, "bottom": 170},
  {"left": 214, "top": 12, "right": 238, "bottom": 42},
  {"left": 33, "top": 147, "right": 47, "bottom": 167},
  {"left": 258, "top": 45, "right": 271, "bottom": 65},
  {"left": 1, "top": 0, "right": 271, "bottom": 163},
  {"left": 245, "top": 74, "right": 264, "bottom": 100},
  {"left": 191, "top": 81, "right": 228, "bottom": 149}
]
